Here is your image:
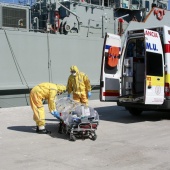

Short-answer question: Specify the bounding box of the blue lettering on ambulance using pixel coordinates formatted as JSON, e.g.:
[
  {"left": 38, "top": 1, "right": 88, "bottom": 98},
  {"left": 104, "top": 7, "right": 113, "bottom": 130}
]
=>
[{"left": 146, "top": 42, "right": 158, "bottom": 51}]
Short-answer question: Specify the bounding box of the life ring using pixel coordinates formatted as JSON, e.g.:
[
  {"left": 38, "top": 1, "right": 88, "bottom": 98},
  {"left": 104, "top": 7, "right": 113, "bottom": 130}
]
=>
[{"left": 154, "top": 9, "right": 165, "bottom": 20}]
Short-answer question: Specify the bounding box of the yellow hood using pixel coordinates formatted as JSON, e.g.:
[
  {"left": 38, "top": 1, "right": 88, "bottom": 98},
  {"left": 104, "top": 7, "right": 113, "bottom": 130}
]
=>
[
  {"left": 56, "top": 84, "right": 66, "bottom": 93},
  {"left": 70, "top": 65, "right": 79, "bottom": 73}
]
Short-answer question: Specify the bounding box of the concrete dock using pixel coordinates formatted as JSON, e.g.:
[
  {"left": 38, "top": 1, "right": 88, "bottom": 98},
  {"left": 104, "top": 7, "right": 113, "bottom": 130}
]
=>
[{"left": 1, "top": 100, "right": 170, "bottom": 170}]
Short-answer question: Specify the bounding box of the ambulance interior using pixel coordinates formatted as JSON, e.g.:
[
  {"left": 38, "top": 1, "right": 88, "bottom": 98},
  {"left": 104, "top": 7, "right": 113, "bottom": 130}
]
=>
[
  {"left": 120, "top": 35, "right": 164, "bottom": 103},
  {"left": 121, "top": 37, "right": 145, "bottom": 101}
]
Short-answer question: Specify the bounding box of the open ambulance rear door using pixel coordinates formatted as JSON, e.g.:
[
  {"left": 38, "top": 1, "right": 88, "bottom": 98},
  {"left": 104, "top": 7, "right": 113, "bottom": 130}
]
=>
[
  {"left": 163, "top": 26, "right": 170, "bottom": 98},
  {"left": 100, "top": 33, "right": 121, "bottom": 102},
  {"left": 144, "top": 29, "right": 164, "bottom": 105}
]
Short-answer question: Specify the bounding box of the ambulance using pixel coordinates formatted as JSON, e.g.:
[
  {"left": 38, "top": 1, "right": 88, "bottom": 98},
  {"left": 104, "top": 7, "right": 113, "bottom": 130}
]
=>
[{"left": 100, "top": 25, "right": 170, "bottom": 115}]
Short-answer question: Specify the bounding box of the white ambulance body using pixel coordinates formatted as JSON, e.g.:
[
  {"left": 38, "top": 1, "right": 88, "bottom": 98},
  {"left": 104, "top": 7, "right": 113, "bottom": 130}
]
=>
[{"left": 100, "top": 26, "right": 170, "bottom": 115}]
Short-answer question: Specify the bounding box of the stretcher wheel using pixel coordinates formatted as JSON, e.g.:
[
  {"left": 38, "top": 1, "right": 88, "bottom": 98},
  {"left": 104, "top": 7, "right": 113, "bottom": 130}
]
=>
[
  {"left": 91, "top": 134, "right": 97, "bottom": 141},
  {"left": 70, "top": 135, "right": 76, "bottom": 141}
]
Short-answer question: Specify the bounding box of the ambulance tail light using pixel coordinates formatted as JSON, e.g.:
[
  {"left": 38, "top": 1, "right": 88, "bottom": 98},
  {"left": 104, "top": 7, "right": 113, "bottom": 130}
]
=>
[{"left": 165, "top": 83, "right": 170, "bottom": 96}]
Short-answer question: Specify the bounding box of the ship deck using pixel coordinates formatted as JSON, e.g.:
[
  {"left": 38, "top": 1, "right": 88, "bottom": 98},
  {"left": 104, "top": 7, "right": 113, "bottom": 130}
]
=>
[{"left": 1, "top": 100, "right": 170, "bottom": 170}]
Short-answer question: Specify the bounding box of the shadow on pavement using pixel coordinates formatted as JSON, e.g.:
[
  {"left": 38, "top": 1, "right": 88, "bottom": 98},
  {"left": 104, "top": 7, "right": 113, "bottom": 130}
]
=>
[
  {"left": 7, "top": 125, "right": 37, "bottom": 133},
  {"left": 7, "top": 123, "right": 84, "bottom": 141},
  {"left": 94, "top": 105, "right": 170, "bottom": 124}
]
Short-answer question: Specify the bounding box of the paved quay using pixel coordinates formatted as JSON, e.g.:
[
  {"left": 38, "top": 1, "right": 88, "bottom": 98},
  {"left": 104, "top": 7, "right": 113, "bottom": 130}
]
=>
[{"left": 1, "top": 100, "right": 170, "bottom": 170}]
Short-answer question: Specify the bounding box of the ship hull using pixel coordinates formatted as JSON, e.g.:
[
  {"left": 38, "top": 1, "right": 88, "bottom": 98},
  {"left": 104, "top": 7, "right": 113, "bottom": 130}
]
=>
[{"left": 0, "top": 30, "right": 103, "bottom": 107}]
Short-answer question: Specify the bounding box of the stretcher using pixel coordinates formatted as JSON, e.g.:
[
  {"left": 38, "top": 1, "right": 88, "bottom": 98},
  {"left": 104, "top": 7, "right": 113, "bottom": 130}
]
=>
[{"left": 56, "top": 97, "right": 99, "bottom": 141}]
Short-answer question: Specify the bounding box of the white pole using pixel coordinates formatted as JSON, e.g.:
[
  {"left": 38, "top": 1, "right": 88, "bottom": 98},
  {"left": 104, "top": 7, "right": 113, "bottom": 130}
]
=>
[{"left": 114, "top": 14, "right": 129, "bottom": 34}]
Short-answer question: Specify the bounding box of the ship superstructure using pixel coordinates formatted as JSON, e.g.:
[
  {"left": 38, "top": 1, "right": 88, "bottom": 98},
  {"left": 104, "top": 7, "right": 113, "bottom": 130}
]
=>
[{"left": 0, "top": 0, "right": 168, "bottom": 107}]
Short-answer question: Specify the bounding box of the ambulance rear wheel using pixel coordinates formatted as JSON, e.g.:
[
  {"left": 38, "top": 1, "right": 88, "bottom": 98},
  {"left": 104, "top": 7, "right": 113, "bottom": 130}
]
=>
[{"left": 126, "top": 108, "right": 142, "bottom": 116}]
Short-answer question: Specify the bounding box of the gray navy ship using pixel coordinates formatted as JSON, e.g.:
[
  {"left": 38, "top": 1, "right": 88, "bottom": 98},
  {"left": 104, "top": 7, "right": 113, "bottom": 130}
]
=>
[{"left": 0, "top": 0, "right": 169, "bottom": 107}]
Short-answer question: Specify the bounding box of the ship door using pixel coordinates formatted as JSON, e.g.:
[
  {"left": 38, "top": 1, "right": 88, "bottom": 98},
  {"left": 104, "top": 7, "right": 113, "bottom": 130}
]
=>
[
  {"left": 100, "top": 33, "right": 121, "bottom": 101},
  {"left": 144, "top": 29, "right": 164, "bottom": 105}
]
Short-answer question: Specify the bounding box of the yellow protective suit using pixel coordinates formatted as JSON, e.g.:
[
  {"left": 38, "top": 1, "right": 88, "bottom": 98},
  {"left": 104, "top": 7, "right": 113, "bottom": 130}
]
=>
[
  {"left": 30, "top": 82, "right": 66, "bottom": 127},
  {"left": 67, "top": 65, "right": 91, "bottom": 105}
]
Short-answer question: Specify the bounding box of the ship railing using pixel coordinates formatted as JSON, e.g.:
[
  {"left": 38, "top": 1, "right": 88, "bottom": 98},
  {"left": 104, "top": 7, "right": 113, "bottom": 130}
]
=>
[
  {"left": 70, "top": 0, "right": 113, "bottom": 9},
  {"left": 33, "top": 17, "right": 39, "bottom": 30}
]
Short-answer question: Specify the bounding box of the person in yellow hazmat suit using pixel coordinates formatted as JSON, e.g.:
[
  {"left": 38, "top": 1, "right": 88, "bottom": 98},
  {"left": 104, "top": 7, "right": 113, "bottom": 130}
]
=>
[
  {"left": 30, "top": 82, "right": 66, "bottom": 134},
  {"left": 67, "top": 65, "right": 92, "bottom": 105}
]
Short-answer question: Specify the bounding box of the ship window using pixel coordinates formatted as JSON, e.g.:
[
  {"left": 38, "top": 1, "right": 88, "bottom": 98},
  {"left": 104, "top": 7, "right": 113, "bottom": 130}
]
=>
[
  {"left": 146, "top": 52, "right": 163, "bottom": 77},
  {"left": 2, "top": 7, "right": 27, "bottom": 28},
  {"left": 91, "top": 0, "right": 100, "bottom": 5},
  {"left": 122, "top": 0, "right": 129, "bottom": 8},
  {"left": 145, "top": 1, "right": 150, "bottom": 12},
  {"left": 132, "top": 0, "right": 139, "bottom": 4}
]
